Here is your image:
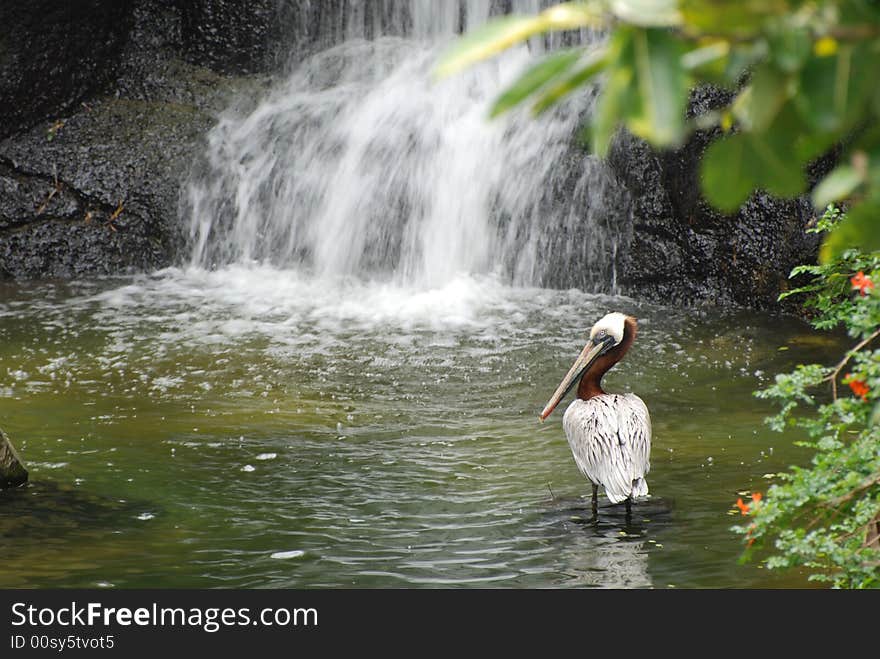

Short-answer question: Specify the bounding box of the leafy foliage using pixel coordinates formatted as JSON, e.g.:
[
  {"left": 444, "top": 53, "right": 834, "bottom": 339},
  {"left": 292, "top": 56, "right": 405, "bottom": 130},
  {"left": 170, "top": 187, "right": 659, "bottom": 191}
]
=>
[
  {"left": 436, "top": 0, "right": 880, "bottom": 260},
  {"left": 735, "top": 206, "right": 880, "bottom": 588}
]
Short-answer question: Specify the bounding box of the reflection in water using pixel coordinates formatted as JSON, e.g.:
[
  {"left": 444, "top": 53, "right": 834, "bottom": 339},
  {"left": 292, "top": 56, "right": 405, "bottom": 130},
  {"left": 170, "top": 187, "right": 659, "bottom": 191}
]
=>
[
  {"left": 0, "top": 482, "right": 158, "bottom": 588},
  {"left": 1, "top": 481, "right": 153, "bottom": 537},
  {"left": 541, "top": 497, "right": 675, "bottom": 588},
  {"left": 564, "top": 537, "right": 651, "bottom": 589}
]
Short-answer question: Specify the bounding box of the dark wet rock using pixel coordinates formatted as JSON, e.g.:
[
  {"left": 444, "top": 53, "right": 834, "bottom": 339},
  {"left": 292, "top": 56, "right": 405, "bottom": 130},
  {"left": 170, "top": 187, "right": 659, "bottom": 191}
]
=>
[
  {"left": 0, "top": 1, "right": 130, "bottom": 140},
  {"left": 607, "top": 85, "right": 822, "bottom": 309},
  {"left": 179, "top": 0, "right": 278, "bottom": 74},
  {"left": 0, "top": 99, "right": 216, "bottom": 278},
  {"left": 0, "top": 427, "right": 28, "bottom": 489},
  {"left": 0, "top": 0, "right": 271, "bottom": 279}
]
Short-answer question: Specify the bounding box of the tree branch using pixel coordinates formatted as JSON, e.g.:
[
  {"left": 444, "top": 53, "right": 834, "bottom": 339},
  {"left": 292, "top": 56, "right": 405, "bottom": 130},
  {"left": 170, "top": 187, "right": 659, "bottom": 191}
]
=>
[
  {"left": 823, "top": 328, "right": 880, "bottom": 401},
  {"left": 825, "top": 472, "right": 880, "bottom": 508}
]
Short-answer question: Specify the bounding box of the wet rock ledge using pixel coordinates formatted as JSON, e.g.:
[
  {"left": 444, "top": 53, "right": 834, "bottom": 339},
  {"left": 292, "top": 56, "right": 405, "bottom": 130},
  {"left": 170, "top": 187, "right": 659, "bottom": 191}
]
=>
[{"left": 0, "top": 0, "right": 274, "bottom": 278}]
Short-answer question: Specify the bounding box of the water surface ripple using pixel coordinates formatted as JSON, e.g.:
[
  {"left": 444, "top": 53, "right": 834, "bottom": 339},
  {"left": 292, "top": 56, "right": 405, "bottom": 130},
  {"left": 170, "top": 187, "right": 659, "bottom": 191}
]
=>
[{"left": 0, "top": 269, "right": 838, "bottom": 587}]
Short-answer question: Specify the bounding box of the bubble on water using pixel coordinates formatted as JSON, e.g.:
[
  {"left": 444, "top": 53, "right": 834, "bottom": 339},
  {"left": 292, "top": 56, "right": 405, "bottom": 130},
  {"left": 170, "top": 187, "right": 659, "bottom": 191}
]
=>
[
  {"left": 32, "top": 462, "right": 69, "bottom": 469},
  {"left": 136, "top": 513, "right": 155, "bottom": 521},
  {"left": 270, "top": 550, "right": 305, "bottom": 560},
  {"left": 256, "top": 453, "right": 277, "bottom": 460},
  {"left": 151, "top": 375, "right": 183, "bottom": 393}
]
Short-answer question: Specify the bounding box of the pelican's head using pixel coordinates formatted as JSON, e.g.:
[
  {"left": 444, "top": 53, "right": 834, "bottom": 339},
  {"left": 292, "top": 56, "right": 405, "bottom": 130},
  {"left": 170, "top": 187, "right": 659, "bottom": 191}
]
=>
[
  {"left": 539, "top": 312, "right": 635, "bottom": 421},
  {"left": 587, "top": 311, "right": 628, "bottom": 348}
]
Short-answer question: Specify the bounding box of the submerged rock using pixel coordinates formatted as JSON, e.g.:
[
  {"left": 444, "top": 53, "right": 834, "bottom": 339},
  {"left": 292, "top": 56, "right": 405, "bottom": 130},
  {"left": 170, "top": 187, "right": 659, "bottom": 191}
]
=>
[{"left": 0, "top": 428, "right": 28, "bottom": 488}]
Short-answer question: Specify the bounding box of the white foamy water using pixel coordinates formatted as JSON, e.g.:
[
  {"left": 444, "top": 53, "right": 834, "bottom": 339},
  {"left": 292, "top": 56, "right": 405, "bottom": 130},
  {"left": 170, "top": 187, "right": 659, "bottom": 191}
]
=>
[
  {"left": 184, "top": 0, "right": 625, "bottom": 293},
  {"left": 87, "top": 266, "right": 537, "bottom": 339},
  {"left": 4, "top": 265, "right": 630, "bottom": 409}
]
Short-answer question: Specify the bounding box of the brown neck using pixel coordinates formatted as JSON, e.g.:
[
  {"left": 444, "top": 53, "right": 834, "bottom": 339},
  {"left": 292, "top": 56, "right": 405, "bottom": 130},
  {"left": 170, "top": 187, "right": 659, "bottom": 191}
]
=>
[{"left": 577, "top": 316, "right": 637, "bottom": 400}]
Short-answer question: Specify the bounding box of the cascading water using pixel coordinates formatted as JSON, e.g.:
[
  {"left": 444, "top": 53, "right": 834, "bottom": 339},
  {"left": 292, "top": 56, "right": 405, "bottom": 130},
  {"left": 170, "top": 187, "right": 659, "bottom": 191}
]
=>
[{"left": 184, "top": 0, "right": 628, "bottom": 292}]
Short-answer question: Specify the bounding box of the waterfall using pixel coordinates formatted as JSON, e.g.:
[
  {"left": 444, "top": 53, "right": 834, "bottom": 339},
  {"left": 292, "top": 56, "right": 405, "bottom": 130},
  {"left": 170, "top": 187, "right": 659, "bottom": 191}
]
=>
[{"left": 184, "top": 0, "right": 628, "bottom": 291}]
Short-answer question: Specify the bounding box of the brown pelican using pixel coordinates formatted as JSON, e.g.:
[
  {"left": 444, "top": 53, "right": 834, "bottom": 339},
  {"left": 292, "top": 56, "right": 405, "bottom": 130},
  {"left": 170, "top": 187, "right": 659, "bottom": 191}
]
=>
[{"left": 539, "top": 312, "right": 651, "bottom": 514}]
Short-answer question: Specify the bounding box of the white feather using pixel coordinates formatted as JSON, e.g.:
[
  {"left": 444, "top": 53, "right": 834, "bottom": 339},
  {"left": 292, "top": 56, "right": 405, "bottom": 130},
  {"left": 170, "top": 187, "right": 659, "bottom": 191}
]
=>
[
  {"left": 589, "top": 312, "right": 627, "bottom": 345},
  {"left": 562, "top": 393, "right": 651, "bottom": 504}
]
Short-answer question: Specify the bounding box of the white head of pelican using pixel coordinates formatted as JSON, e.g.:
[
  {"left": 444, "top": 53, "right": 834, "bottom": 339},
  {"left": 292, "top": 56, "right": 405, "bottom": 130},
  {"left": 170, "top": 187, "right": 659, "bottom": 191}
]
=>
[{"left": 539, "top": 312, "right": 651, "bottom": 514}]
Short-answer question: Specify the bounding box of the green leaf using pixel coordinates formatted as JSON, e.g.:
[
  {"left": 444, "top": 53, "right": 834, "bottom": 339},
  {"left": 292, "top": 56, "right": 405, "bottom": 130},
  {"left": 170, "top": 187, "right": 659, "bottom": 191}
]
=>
[
  {"left": 797, "top": 47, "right": 852, "bottom": 132},
  {"left": 681, "top": 40, "right": 730, "bottom": 72},
  {"left": 732, "top": 64, "right": 789, "bottom": 132},
  {"left": 532, "top": 47, "right": 608, "bottom": 114},
  {"left": 592, "top": 63, "right": 634, "bottom": 157},
  {"left": 626, "top": 28, "right": 689, "bottom": 147},
  {"left": 755, "top": 115, "right": 807, "bottom": 197},
  {"left": 811, "top": 165, "right": 864, "bottom": 209},
  {"left": 796, "top": 44, "right": 877, "bottom": 135},
  {"left": 434, "top": 3, "right": 605, "bottom": 79},
  {"left": 820, "top": 201, "right": 880, "bottom": 262},
  {"left": 701, "top": 122, "right": 807, "bottom": 212},
  {"left": 436, "top": 15, "right": 539, "bottom": 78},
  {"left": 680, "top": 0, "right": 788, "bottom": 36},
  {"left": 591, "top": 29, "right": 636, "bottom": 157},
  {"left": 489, "top": 49, "right": 582, "bottom": 117},
  {"left": 722, "top": 41, "right": 768, "bottom": 87},
  {"left": 870, "top": 402, "right": 880, "bottom": 427},
  {"left": 608, "top": 0, "right": 682, "bottom": 27},
  {"left": 766, "top": 26, "right": 810, "bottom": 73},
  {"left": 701, "top": 134, "right": 757, "bottom": 212}
]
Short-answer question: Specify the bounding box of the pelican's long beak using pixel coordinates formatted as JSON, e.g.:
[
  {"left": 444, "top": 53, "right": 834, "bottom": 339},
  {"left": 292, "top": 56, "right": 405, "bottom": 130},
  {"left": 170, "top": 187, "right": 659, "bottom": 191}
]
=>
[{"left": 539, "top": 339, "right": 609, "bottom": 422}]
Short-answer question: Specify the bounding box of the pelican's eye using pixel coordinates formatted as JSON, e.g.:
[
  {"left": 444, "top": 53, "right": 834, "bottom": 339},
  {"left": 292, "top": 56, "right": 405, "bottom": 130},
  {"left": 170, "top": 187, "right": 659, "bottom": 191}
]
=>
[{"left": 596, "top": 329, "right": 606, "bottom": 339}]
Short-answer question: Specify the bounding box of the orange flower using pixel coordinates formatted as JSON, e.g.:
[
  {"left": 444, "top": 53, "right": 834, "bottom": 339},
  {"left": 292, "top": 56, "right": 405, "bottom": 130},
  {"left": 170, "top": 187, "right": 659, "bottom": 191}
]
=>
[
  {"left": 751, "top": 492, "right": 762, "bottom": 503},
  {"left": 735, "top": 498, "right": 750, "bottom": 515},
  {"left": 746, "top": 523, "right": 757, "bottom": 548},
  {"left": 851, "top": 271, "right": 874, "bottom": 296},
  {"left": 847, "top": 375, "right": 870, "bottom": 401}
]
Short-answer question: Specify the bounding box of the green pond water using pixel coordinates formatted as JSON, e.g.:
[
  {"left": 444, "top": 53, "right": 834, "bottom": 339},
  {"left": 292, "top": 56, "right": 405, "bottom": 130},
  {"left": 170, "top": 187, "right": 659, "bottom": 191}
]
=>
[{"left": 0, "top": 267, "right": 842, "bottom": 588}]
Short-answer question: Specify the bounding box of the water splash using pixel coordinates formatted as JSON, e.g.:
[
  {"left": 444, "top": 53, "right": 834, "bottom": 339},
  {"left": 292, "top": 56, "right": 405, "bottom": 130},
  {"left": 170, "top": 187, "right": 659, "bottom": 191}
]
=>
[{"left": 184, "top": 0, "right": 628, "bottom": 291}]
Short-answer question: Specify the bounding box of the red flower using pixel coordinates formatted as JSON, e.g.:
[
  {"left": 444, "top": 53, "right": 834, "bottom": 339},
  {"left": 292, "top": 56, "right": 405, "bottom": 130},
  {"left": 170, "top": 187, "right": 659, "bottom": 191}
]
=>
[
  {"left": 751, "top": 492, "right": 762, "bottom": 503},
  {"left": 851, "top": 271, "right": 874, "bottom": 296},
  {"left": 847, "top": 375, "right": 870, "bottom": 401},
  {"left": 735, "top": 498, "right": 750, "bottom": 515}
]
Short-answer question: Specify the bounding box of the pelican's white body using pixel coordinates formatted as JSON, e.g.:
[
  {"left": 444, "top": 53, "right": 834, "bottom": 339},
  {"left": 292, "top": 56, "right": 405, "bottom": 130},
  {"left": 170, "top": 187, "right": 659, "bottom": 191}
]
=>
[{"left": 562, "top": 393, "right": 652, "bottom": 504}]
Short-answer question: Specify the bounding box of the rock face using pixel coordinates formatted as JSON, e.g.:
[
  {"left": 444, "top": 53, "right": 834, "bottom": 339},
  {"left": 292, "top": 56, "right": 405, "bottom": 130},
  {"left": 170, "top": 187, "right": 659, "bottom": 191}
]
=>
[
  {"left": 607, "top": 87, "right": 822, "bottom": 309},
  {"left": 0, "top": 99, "right": 215, "bottom": 278},
  {"left": 0, "top": 428, "right": 28, "bottom": 488},
  {"left": 0, "top": 1, "right": 130, "bottom": 141},
  {"left": 0, "top": 1, "right": 270, "bottom": 278}
]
